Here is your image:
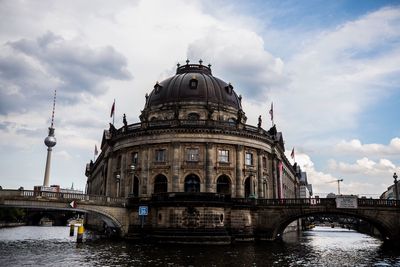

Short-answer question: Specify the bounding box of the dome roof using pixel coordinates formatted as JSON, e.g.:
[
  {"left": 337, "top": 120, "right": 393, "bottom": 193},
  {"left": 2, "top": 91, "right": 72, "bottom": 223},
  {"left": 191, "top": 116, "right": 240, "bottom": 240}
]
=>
[{"left": 146, "top": 62, "right": 242, "bottom": 110}]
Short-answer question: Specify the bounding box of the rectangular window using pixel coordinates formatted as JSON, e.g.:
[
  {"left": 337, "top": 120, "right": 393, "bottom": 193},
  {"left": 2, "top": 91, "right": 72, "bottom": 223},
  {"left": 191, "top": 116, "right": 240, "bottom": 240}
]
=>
[
  {"left": 155, "top": 149, "right": 166, "bottom": 162},
  {"left": 186, "top": 148, "right": 199, "bottom": 162},
  {"left": 245, "top": 152, "right": 253, "bottom": 166},
  {"left": 218, "top": 149, "right": 229, "bottom": 163},
  {"left": 131, "top": 152, "right": 138, "bottom": 166}
]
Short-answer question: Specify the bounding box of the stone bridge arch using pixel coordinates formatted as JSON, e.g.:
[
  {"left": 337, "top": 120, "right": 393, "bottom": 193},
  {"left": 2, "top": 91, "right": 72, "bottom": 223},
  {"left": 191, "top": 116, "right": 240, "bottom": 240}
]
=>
[
  {"left": 1, "top": 198, "right": 129, "bottom": 237},
  {"left": 257, "top": 207, "right": 400, "bottom": 241}
]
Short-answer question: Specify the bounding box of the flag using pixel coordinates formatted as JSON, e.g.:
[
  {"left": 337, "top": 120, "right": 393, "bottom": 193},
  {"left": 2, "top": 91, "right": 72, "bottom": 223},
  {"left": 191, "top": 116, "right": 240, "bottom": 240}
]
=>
[
  {"left": 94, "top": 145, "right": 98, "bottom": 156},
  {"left": 290, "top": 147, "right": 295, "bottom": 159},
  {"left": 269, "top": 102, "right": 273, "bottom": 121},
  {"left": 110, "top": 100, "right": 115, "bottom": 118}
]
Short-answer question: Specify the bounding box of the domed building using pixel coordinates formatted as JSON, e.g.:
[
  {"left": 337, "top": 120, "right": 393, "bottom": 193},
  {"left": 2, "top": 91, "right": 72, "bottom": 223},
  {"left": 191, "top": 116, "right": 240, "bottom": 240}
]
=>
[{"left": 85, "top": 60, "right": 302, "bottom": 243}]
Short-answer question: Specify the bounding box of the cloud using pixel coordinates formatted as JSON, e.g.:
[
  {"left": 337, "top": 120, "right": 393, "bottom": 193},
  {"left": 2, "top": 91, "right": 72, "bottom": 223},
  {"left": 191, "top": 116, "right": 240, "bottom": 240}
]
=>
[
  {"left": 273, "top": 6, "right": 400, "bottom": 140},
  {"left": 335, "top": 138, "right": 400, "bottom": 156},
  {"left": 328, "top": 157, "right": 397, "bottom": 176},
  {"left": 0, "top": 32, "right": 132, "bottom": 115},
  {"left": 187, "top": 25, "right": 286, "bottom": 101}
]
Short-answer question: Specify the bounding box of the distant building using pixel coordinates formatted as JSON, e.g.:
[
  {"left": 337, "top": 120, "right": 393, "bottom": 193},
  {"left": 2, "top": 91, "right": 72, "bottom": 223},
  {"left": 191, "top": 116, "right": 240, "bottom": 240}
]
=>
[{"left": 299, "top": 171, "right": 313, "bottom": 198}]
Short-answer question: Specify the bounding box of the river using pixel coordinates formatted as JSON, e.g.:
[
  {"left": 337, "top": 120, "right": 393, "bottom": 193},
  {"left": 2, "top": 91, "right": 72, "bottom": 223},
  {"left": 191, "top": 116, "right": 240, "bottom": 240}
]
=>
[{"left": 0, "top": 226, "right": 399, "bottom": 266}]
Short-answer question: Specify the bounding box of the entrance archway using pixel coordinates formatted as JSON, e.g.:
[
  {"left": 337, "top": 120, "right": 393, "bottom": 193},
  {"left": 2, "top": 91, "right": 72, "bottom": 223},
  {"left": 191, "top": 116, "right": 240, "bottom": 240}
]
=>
[
  {"left": 217, "top": 175, "right": 231, "bottom": 195},
  {"left": 184, "top": 174, "right": 200, "bottom": 193},
  {"left": 154, "top": 174, "right": 168, "bottom": 193}
]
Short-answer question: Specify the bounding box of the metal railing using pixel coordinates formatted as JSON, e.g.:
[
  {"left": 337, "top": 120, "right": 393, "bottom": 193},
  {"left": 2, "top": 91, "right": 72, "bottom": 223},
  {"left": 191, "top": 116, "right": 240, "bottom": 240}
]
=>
[
  {"left": 2, "top": 189, "right": 399, "bottom": 208},
  {"left": 0, "top": 190, "right": 126, "bottom": 206}
]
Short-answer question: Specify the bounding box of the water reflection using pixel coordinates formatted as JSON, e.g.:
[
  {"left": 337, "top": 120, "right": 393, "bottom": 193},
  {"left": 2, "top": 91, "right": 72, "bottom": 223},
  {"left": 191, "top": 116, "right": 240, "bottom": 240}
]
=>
[{"left": 1, "top": 226, "right": 400, "bottom": 266}]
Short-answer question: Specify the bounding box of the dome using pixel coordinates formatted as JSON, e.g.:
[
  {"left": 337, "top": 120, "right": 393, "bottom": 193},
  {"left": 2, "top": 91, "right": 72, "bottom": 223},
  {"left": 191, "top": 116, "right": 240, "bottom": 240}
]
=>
[{"left": 145, "top": 62, "right": 242, "bottom": 111}]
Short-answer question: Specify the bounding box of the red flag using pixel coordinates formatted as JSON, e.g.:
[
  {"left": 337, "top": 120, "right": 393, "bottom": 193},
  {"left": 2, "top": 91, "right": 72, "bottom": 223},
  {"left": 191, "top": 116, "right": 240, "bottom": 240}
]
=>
[
  {"left": 94, "top": 145, "right": 98, "bottom": 156},
  {"left": 269, "top": 102, "right": 273, "bottom": 121},
  {"left": 290, "top": 147, "right": 295, "bottom": 159},
  {"left": 110, "top": 100, "right": 115, "bottom": 118}
]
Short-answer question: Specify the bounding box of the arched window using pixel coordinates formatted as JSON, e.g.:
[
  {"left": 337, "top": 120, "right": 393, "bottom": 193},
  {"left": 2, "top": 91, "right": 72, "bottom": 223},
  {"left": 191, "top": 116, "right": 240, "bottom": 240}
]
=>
[
  {"left": 217, "top": 175, "right": 231, "bottom": 195},
  {"left": 154, "top": 174, "right": 168, "bottom": 194},
  {"left": 184, "top": 174, "right": 200, "bottom": 193},
  {"left": 245, "top": 177, "right": 251, "bottom": 198}
]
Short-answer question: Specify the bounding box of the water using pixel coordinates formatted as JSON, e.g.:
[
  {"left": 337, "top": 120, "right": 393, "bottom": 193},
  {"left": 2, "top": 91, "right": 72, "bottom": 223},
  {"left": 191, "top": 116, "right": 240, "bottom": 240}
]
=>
[{"left": 1, "top": 226, "right": 400, "bottom": 266}]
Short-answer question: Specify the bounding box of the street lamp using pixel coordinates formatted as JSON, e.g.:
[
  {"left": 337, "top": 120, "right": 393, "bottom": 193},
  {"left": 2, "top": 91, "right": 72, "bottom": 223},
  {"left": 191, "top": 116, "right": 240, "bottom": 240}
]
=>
[
  {"left": 393, "top": 172, "right": 398, "bottom": 201},
  {"left": 116, "top": 174, "right": 121, "bottom": 197}
]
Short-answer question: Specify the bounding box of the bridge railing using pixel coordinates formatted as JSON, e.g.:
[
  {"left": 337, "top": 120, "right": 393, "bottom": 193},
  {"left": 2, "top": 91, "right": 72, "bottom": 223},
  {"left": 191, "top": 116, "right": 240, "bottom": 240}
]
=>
[
  {"left": 232, "top": 198, "right": 337, "bottom": 206},
  {"left": 0, "top": 190, "right": 126, "bottom": 206}
]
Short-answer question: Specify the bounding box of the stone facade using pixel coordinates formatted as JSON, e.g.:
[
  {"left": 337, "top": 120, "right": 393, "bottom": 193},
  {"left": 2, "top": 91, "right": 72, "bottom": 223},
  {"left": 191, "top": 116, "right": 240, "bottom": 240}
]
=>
[{"left": 85, "top": 61, "right": 303, "bottom": 243}]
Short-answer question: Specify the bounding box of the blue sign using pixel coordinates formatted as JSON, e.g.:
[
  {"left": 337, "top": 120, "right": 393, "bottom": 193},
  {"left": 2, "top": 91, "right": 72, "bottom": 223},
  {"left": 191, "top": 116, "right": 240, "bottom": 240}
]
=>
[{"left": 139, "top": 206, "right": 148, "bottom": 216}]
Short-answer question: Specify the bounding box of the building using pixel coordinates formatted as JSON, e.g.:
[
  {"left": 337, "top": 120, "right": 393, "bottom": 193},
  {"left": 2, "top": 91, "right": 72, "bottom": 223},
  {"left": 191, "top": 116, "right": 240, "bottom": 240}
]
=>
[{"left": 85, "top": 60, "right": 303, "bottom": 242}]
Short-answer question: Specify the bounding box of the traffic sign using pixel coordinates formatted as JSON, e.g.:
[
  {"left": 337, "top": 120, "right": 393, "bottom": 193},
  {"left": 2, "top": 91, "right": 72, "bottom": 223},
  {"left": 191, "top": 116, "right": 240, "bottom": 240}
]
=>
[{"left": 139, "top": 205, "right": 148, "bottom": 216}]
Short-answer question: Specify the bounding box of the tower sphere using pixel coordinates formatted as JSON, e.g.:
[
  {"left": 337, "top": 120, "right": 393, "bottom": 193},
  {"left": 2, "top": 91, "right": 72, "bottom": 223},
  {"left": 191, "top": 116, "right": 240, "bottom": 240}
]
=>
[{"left": 44, "top": 135, "right": 57, "bottom": 147}]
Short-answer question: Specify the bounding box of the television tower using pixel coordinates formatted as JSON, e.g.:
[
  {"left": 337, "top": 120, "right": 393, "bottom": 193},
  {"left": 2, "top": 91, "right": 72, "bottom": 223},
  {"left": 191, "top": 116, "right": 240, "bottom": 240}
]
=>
[{"left": 43, "top": 90, "right": 57, "bottom": 187}]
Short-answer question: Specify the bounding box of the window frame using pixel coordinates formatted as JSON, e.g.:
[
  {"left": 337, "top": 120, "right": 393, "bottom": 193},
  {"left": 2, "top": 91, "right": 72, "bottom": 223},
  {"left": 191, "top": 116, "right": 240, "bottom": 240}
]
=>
[
  {"left": 186, "top": 148, "right": 199, "bottom": 162},
  {"left": 218, "top": 149, "right": 229, "bottom": 163},
  {"left": 155, "top": 149, "right": 166, "bottom": 162},
  {"left": 245, "top": 152, "right": 253, "bottom": 166}
]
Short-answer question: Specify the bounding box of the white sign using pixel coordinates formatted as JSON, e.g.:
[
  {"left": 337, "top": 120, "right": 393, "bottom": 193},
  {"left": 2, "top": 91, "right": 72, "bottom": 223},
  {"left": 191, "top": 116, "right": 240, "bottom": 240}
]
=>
[
  {"left": 139, "top": 206, "right": 148, "bottom": 216},
  {"left": 336, "top": 195, "right": 358, "bottom": 209}
]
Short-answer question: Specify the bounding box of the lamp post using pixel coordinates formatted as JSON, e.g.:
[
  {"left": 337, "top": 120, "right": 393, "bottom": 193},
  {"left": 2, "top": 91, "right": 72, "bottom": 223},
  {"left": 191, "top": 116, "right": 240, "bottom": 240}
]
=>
[
  {"left": 130, "top": 164, "right": 136, "bottom": 197},
  {"left": 393, "top": 172, "right": 398, "bottom": 201},
  {"left": 116, "top": 174, "right": 121, "bottom": 197}
]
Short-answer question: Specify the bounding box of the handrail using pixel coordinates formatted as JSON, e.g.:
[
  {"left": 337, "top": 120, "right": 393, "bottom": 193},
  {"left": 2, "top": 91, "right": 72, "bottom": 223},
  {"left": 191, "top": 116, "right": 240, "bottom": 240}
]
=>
[
  {"left": 1, "top": 189, "right": 399, "bottom": 208},
  {"left": 0, "top": 189, "right": 126, "bottom": 206}
]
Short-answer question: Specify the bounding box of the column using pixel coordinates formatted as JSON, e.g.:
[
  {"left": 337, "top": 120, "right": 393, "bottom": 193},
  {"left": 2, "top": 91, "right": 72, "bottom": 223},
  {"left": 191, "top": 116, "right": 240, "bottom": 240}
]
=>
[
  {"left": 121, "top": 154, "right": 126, "bottom": 197},
  {"left": 141, "top": 148, "right": 149, "bottom": 196},
  {"left": 105, "top": 156, "right": 113, "bottom": 196},
  {"left": 257, "top": 150, "right": 263, "bottom": 198},
  {"left": 172, "top": 142, "right": 180, "bottom": 192},
  {"left": 249, "top": 175, "right": 254, "bottom": 196},
  {"left": 205, "top": 143, "right": 214, "bottom": 192},
  {"left": 236, "top": 145, "right": 244, "bottom": 197}
]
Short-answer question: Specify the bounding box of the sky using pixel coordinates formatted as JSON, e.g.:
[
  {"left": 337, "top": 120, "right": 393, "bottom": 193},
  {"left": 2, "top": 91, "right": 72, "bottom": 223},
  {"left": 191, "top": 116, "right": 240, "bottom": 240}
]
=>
[{"left": 0, "top": 0, "right": 399, "bottom": 197}]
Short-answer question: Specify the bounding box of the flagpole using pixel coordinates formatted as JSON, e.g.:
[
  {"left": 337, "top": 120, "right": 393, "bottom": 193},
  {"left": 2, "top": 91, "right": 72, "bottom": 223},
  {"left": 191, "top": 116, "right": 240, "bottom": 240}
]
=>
[{"left": 113, "top": 99, "right": 115, "bottom": 125}]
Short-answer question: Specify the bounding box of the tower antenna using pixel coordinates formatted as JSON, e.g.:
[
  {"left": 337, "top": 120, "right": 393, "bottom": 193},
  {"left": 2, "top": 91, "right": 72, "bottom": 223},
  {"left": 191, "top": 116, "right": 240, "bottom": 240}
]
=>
[{"left": 50, "top": 89, "right": 57, "bottom": 128}]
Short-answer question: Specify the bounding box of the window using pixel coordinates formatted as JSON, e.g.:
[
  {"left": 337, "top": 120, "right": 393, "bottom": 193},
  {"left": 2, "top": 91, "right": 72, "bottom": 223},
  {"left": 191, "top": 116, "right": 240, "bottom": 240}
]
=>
[
  {"left": 188, "top": 113, "right": 200, "bottom": 120},
  {"left": 155, "top": 149, "right": 166, "bottom": 162},
  {"left": 184, "top": 174, "right": 200, "bottom": 193},
  {"left": 218, "top": 149, "right": 229, "bottom": 163},
  {"left": 131, "top": 152, "right": 138, "bottom": 166},
  {"left": 245, "top": 152, "right": 253, "bottom": 166},
  {"left": 186, "top": 148, "right": 199, "bottom": 162},
  {"left": 217, "top": 175, "right": 231, "bottom": 194},
  {"left": 154, "top": 174, "right": 168, "bottom": 193},
  {"left": 189, "top": 78, "right": 198, "bottom": 89}
]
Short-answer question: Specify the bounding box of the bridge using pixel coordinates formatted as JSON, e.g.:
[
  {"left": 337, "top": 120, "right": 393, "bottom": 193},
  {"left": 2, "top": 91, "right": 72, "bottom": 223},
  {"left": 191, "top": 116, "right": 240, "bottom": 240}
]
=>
[
  {"left": 0, "top": 189, "right": 129, "bottom": 235},
  {"left": 1, "top": 190, "right": 400, "bottom": 241}
]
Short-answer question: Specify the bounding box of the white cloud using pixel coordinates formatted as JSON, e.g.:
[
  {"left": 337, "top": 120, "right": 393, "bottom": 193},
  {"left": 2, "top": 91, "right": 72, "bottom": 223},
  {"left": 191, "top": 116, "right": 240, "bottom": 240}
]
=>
[
  {"left": 274, "top": 7, "right": 400, "bottom": 141},
  {"left": 335, "top": 138, "right": 400, "bottom": 156},
  {"left": 328, "top": 157, "right": 397, "bottom": 176}
]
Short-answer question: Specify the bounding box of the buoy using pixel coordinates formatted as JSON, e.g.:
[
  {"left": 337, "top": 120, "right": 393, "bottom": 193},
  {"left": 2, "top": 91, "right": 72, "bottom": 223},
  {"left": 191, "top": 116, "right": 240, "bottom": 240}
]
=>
[
  {"left": 69, "top": 224, "right": 75, "bottom": 236},
  {"left": 77, "top": 225, "right": 84, "bottom": 243}
]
